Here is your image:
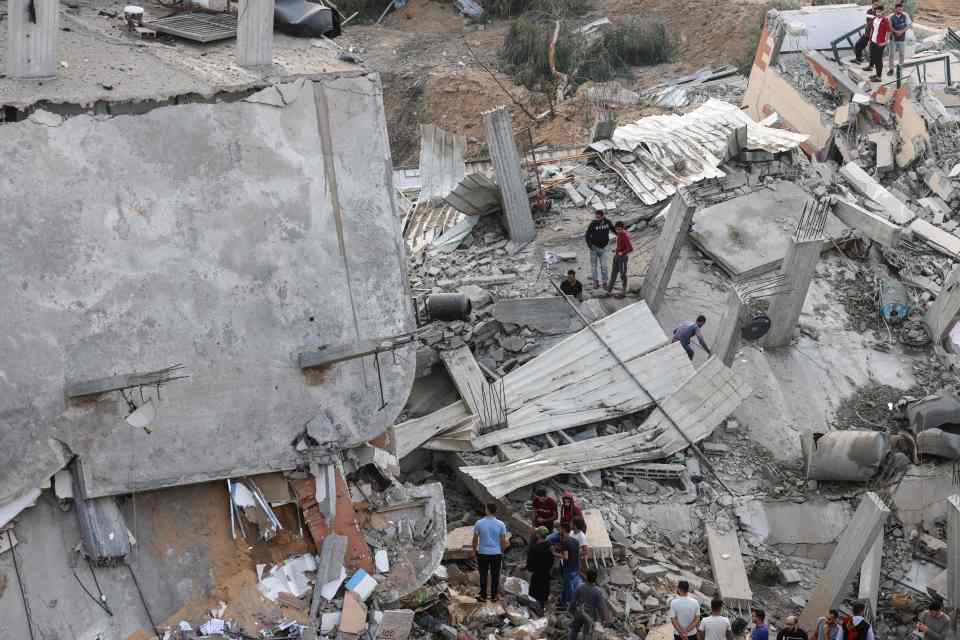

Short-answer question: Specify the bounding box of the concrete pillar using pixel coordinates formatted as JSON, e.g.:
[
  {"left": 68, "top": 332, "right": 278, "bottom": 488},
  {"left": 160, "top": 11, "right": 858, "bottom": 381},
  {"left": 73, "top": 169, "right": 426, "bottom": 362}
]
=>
[
  {"left": 762, "top": 237, "right": 822, "bottom": 348},
  {"left": 948, "top": 495, "right": 960, "bottom": 612},
  {"left": 236, "top": 0, "right": 274, "bottom": 67},
  {"left": 482, "top": 106, "right": 535, "bottom": 243},
  {"left": 927, "top": 266, "right": 960, "bottom": 345},
  {"left": 799, "top": 492, "right": 889, "bottom": 631},
  {"left": 713, "top": 287, "right": 745, "bottom": 367},
  {"left": 641, "top": 193, "right": 696, "bottom": 313},
  {"left": 858, "top": 533, "right": 883, "bottom": 621},
  {"left": 6, "top": 0, "right": 58, "bottom": 79}
]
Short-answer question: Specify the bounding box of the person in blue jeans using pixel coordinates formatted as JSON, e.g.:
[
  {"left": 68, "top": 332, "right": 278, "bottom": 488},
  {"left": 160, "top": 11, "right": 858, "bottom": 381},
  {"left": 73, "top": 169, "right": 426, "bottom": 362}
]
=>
[
  {"left": 584, "top": 209, "right": 616, "bottom": 289},
  {"left": 548, "top": 522, "right": 582, "bottom": 608},
  {"left": 471, "top": 502, "right": 508, "bottom": 602}
]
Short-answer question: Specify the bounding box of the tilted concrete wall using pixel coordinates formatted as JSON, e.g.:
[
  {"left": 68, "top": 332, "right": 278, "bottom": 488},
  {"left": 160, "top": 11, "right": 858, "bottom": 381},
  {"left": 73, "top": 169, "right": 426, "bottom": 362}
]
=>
[{"left": 0, "top": 74, "right": 415, "bottom": 501}]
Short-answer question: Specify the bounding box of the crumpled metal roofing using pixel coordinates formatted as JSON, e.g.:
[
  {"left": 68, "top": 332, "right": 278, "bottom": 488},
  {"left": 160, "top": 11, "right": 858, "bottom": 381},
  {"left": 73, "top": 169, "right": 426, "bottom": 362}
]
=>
[
  {"left": 419, "top": 124, "right": 466, "bottom": 202},
  {"left": 598, "top": 98, "right": 809, "bottom": 205}
]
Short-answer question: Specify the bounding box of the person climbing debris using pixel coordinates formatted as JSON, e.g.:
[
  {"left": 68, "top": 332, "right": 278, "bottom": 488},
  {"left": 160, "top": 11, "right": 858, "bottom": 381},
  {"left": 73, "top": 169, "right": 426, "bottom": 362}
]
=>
[{"left": 672, "top": 316, "right": 711, "bottom": 361}]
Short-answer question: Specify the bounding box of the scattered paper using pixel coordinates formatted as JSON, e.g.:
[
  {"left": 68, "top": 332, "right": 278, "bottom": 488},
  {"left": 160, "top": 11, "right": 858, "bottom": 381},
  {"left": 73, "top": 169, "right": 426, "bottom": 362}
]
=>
[
  {"left": 375, "top": 549, "right": 390, "bottom": 573},
  {"left": 321, "top": 565, "right": 347, "bottom": 600},
  {"left": 199, "top": 619, "right": 226, "bottom": 635}
]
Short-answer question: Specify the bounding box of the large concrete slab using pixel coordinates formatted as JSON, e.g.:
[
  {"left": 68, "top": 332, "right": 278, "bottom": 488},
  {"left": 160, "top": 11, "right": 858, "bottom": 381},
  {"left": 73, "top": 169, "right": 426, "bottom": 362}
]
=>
[
  {"left": 642, "top": 193, "right": 696, "bottom": 313},
  {"left": 798, "top": 492, "right": 889, "bottom": 631},
  {"left": 0, "top": 76, "right": 414, "bottom": 501},
  {"left": 705, "top": 525, "right": 753, "bottom": 611},
  {"left": 948, "top": 495, "right": 960, "bottom": 609},
  {"left": 735, "top": 498, "right": 853, "bottom": 561},
  {"left": 689, "top": 181, "right": 842, "bottom": 278}
]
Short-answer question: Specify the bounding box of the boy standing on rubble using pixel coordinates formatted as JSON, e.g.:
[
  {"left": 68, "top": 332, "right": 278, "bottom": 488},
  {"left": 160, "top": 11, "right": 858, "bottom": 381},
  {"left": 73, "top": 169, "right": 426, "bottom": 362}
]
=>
[
  {"left": 548, "top": 522, "right": 582, "bottom": 609},
  {"left": 532, "top": 487, "right": 558, "bottom": 530},
  {"left": 864, "top": 4, "right": 891, "bottom": 82},
  {"left": 699, "top": 598, "right": 734, "bottom": 640},
  {"left": 813, "top": 610, "right": 841, "bottom": 640},
  {"left": 854, "top": 5, "right": 877, "bottom": 64},
  {"left": 471, "top": 502, "right": 509, "bottom": 602},
  {"left": 585, "top": 210, "right": 616, "bottom": 289},
  {"left": 606, "top": 221, "right": 633, "bottom": 298},
  {"left": 916, "top": 599, "right": 950, "bottom": 640},
  {"left": 569, "top": 568, "right": 608, "bottom": 640},
  {"left": 842, "top": 602, "right": 875, "bottom": 640}
]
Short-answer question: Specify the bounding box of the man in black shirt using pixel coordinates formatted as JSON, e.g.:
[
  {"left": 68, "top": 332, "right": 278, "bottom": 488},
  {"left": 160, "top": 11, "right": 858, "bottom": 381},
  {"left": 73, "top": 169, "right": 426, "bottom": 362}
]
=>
[
  {"left": 560, "top": 270, "right": 583, "bottom": 301},
  {"left": 569, "top": 568, "right": 607, "bottom": 640},
  {"left": 584, "top": 210, "right": 616, "bottom": 289},
  {"left": 776, "top": 616, "right": 809, "bottom": 640}
]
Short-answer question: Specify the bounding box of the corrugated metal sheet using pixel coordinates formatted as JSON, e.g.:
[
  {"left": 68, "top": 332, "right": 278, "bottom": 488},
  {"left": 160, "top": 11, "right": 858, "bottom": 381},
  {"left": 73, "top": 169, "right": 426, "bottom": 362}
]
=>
[
  {"left": 443, "top": 173, "right": 502, "bottom": 217},
  {"left": 470, "top": 302, "right": 693, "bottom": 450},
  {"left": 460, "top": 355, "right": 751, "bottom": 498},
  {"left": 419, "top": 124, "right": 466, "bottom": 202},
  {"left": 601, "top": 98, "right": 809, "bottom": 205},
  {"left": 402, "top": 200, "right": 464, "bottom": 254}
]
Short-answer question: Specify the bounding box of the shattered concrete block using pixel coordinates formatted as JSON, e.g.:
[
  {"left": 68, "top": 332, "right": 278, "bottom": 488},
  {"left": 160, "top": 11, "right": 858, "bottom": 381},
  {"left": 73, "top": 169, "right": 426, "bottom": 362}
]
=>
[
  {"left": 608, "top": 565, "right": 635, "bottom": 586},
  {"left": 375, "top": 609, "right": 414, "bottom": 640},
  {"left": 644, "top": 595, "right": 660, "bottom": 610},
  {"left": 927, "top": 170, "right": 956, "bottom": 201},
  {"left": 637, "top": 564, "right": 668, "bottom": 578},
  {"left": 340, "top": 592, "right": 369, "bottom": 636},
  {"left": 781, "top": 569, "right": 802, "bottom": 585}
]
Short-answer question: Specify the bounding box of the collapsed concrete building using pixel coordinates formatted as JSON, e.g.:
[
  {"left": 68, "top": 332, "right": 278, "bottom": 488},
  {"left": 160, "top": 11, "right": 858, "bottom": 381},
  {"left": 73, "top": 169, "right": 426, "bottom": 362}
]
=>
[
  {"left": 4, "top": 1, "right": 960, "bottom": 639},
  {"left": 0, "top": 5, "right": 451, "bottom": 638}
]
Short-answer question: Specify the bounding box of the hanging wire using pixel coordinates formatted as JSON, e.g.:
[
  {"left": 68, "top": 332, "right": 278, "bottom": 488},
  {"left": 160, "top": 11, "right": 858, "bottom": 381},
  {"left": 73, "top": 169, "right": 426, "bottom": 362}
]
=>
[{"left": 7, "top": 529, "right": 36, "bottom": 640}]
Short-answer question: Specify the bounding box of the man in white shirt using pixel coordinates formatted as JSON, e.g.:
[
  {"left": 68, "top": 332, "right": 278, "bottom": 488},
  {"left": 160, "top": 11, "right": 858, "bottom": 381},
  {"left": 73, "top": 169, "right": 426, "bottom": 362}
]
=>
[
  {"left": 699, "top": 598, "right": 734, "bottom": 640},
  {"left": 670, "top": 580, "right": 701, "bottom": 640}
]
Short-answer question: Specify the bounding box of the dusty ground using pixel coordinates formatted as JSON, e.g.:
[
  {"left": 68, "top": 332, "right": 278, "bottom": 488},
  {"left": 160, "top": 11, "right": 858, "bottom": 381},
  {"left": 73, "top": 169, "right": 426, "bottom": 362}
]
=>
[
  {"left": 127, "top": 480, "right": 313, "bottom": 639},
  {"left": 345, "top": 0, "right": 779, "bottom": 165},
  {"left": 916, "top": 0, "right": 960, "bottom": 28}
]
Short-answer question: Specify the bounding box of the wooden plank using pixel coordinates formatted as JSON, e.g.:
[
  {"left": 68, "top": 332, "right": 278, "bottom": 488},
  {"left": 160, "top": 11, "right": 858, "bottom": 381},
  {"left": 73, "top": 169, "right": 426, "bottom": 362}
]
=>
[
  {"left": 445, "top": 526, "right": 475, "bottom": 560},
  {"left": 706, "top": 525, "right": 753, "bottom": 611},
  {"left": 392, "top": 401, "right": 473, "bottom": 459},
  {"left": 582, "top": 509, "right": 613, "bottom": 564},
  {"left": 439, "top": 345, "right": 490, "bottom": 418}
]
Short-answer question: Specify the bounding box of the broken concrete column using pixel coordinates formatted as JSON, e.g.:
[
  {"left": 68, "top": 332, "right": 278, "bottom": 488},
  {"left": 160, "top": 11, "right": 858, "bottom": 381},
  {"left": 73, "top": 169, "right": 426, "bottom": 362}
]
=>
[
  {"left": 798, "top": 492, "right": 889, "bottom": 631},
  {"left": 713, "top": 287, "right": 745, "bottom": 367},
  {"left": 236, "top": 0, "right": 274, "bottom": 67},
  {"left": 641, "top": 193, "right": 696, "bottom": 313},
  {"left": 948, "top": 495, "right": 960, "bottom": 611},
  {"left": 482, "top": 106, "right": 535, "bottom": 243},
  {"left": 6, "top": 0, "right": 58, "bottom": 78},
  {"left": 858, "top": 533, "right": 882, "bottom": 620},
  {"left": 831, "top": 197, "right": 902, "bottom": 248},
  {"left": 926, "top": 265, "right": 960, "bottom": 345},
  {"left": 762, "top": 236, "right": 822, "bottom": 348}
]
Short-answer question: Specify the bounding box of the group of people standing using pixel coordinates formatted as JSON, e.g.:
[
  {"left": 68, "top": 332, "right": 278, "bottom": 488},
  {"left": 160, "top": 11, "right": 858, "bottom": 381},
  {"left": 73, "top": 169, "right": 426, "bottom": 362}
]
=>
[
  {"left": 853, "top": 2, "right": 913, "bottom": 82},
  {"left": 561, "top": 209, "right": 633, "bottom": 298},
  {"left": 471, "top": 488, "right": 606, "bottom": 640}
]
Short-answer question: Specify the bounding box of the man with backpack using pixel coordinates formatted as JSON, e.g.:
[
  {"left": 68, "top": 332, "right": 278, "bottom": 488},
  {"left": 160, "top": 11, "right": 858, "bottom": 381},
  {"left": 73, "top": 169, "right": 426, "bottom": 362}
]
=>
[
  {"left": 843, "top": 602, "right": 875, "bottom": 640},
  {"left": 569, "top": 568, "right": 608, "bottom": 640}
]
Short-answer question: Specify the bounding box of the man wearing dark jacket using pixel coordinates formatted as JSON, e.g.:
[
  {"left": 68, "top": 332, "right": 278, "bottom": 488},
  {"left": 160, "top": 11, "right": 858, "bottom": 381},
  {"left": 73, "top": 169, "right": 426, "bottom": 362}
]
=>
[{"left": 584, "top": 210, "right": 616, "bottom": 289}]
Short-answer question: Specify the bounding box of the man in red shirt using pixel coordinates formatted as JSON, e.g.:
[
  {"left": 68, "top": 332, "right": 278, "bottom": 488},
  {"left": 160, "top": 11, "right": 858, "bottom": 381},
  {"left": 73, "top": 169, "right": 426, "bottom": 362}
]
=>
[
  {"left": 560, "top": 490, "right": 583, "bottom": 528},
  {"left": 864, "top": 4, "right": 891, "bottom": 82},
  {"left": 532, "top": 488, "right": 558, "bottom": 530},
  {"left": 606, "top": 221, "right": 633, "bottom": 297}
]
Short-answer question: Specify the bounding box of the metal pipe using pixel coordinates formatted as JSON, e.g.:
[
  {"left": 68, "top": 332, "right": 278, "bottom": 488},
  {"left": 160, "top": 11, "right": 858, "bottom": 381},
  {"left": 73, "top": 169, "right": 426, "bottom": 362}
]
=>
[{"left": 546, "top": 274, "right": 736, "bottom": 497}]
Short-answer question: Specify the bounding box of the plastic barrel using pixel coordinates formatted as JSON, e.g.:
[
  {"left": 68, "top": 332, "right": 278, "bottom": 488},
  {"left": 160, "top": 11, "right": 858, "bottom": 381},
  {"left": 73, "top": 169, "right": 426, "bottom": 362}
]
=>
[
  {"left": 879, "top": 278, "right": 908, "bottom": 324},
  {"left": 426, "top": 293, "right": 472, "bottom": 322}
]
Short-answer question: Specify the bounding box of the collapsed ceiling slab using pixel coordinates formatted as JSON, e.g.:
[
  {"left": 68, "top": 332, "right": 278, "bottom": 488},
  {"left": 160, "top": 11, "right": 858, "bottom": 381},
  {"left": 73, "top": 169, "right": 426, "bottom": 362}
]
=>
[
  {"left": 0, "top": 76, "right": 414, "bottom": 501},
  {"left": 460, "top": 355, "right": 751, "bottom": 498}
]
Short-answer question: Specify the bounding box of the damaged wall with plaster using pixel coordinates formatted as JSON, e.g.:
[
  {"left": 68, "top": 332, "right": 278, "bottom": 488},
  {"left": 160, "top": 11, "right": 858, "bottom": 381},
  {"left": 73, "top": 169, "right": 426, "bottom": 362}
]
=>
[{"left": 0, "top": 74, "right": 415, "bottom": 502}]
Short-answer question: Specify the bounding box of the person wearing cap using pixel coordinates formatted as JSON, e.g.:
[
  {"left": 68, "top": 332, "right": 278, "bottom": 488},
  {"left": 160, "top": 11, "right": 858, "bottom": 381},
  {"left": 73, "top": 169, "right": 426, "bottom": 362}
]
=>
[
  {"left": 584, "top": 210, "right": 616, "bottom": 289},
  {"left": 887, "top": 2, "right": 912, "bottom": 76},
  {"left": 526, "top": 526, "right": 554, "bottom": 610}
]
